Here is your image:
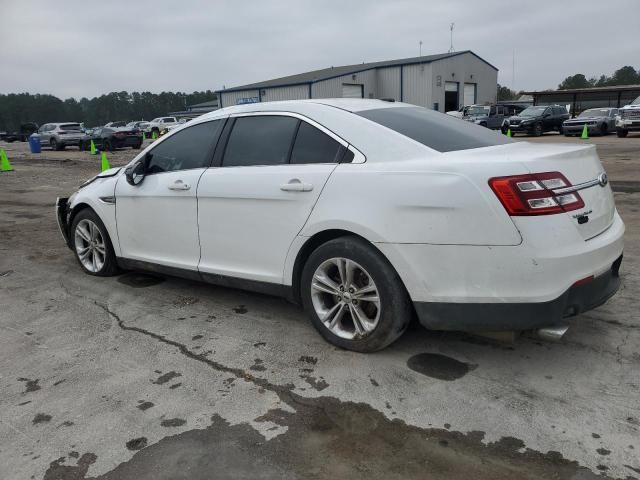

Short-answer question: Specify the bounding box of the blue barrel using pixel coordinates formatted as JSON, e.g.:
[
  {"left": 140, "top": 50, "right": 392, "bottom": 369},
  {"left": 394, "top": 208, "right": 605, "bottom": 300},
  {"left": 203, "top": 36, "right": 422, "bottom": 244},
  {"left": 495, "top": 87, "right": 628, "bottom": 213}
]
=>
[{"left": 29, "top": 134, "right": 41, "bottom": 154}]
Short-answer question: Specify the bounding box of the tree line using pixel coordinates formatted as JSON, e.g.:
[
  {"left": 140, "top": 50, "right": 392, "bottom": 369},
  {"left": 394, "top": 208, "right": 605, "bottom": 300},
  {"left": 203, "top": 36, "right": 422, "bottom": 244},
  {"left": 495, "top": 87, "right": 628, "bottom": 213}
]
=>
[
  {"left": 497, "top": 65, "right": 640, "bottom": 101},
  {"left": 0, "top": 90, "right": 218, "bottom": 132}
]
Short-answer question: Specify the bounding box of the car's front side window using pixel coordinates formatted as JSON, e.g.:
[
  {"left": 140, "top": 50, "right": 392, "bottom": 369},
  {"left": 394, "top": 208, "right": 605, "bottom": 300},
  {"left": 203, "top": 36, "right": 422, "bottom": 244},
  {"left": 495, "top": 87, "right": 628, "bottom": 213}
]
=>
[
  {"left": 222, "top": 116, "right": 299, "bottom": 167},
  {"left": 145, "top": 120, "right": 223, "bottom": 174}
]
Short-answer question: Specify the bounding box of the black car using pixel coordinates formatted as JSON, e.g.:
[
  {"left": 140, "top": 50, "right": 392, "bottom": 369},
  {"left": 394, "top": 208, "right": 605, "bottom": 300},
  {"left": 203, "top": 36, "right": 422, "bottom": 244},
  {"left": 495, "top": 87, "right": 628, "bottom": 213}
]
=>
[
  {"left": 1, "top": 122, "right": 39, "bottom": 142},
  {"left": 80, "top": 127, "right": 142, "bottom": 151},
  {"left": 507, "top": 105, "right": 570, "bottom": 136}
]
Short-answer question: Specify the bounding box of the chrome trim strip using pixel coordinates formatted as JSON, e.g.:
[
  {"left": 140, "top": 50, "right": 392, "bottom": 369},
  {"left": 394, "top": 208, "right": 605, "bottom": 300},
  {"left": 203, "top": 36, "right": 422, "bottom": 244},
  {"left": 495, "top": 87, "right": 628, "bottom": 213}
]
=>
[{"left": 553, "top": 178, "right": 602, "bottom": 195}]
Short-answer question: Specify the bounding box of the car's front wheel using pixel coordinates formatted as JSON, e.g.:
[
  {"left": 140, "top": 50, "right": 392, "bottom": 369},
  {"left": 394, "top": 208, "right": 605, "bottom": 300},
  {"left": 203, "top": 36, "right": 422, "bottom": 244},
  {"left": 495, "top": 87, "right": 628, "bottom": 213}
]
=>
[
  {"left": 533, "top": 123, "right": 543, "bottom": 137},
  {"left": 70, "top": 209, "right": 119, "bottom": 276},
  {"left": 301, "top": 236, "right": 412, "bottom": 352},
  {"left": 617, "top": 129, "right": 628, "bottom": 138}
]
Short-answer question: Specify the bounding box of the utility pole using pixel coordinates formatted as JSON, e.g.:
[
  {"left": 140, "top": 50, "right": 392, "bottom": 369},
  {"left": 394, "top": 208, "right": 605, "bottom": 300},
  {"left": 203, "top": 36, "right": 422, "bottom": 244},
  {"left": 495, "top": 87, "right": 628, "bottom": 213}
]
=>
[
  {"left": 419, "top": 40, "right": 423, "bottom": 57},
  {"left": 448, "top": 23, "right": 455, "bottom": 53}
]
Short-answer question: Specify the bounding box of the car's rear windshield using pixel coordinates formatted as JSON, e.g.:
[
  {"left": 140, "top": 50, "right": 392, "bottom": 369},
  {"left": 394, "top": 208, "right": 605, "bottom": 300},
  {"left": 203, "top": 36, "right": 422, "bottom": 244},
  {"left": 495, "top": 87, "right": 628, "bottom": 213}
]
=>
[
  {"left": 356, "top": 106, "right": 510, "bottom": 152},
  {"left": 60, "top": 124, "right": 81, "bottom": 130}
]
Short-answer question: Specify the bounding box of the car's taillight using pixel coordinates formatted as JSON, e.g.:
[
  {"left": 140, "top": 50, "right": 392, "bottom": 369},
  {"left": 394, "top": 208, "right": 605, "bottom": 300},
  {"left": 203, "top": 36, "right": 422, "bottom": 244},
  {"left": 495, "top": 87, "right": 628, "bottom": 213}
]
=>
[{"left": 489, "top": 172, "right": 585, "bottom": 216}]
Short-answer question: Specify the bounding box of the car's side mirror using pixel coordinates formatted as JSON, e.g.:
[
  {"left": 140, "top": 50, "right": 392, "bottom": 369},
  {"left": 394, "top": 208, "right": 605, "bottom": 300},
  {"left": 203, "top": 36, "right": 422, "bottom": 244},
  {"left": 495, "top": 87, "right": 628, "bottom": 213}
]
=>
[{"left": 125, "top": 159, "right": 146, "bottom": 186}]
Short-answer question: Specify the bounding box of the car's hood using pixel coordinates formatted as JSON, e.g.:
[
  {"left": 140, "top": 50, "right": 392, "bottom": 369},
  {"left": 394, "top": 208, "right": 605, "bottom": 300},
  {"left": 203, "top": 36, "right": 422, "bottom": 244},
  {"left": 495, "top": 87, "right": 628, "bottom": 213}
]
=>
[
  {"left": 97, "top": 167, "right": 121, "bottom": 178},
  {"left": 565, "top": 116, "right": 606, "bottom": 122},
  {"left": 509, "top": 115, "right": 539, "bottom": 121}
]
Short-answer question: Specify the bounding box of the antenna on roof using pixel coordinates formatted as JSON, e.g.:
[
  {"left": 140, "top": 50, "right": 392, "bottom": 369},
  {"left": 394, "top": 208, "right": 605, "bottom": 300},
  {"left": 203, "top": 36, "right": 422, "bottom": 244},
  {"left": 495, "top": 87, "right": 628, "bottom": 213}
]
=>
[
  {"left": 448, "top": 23, "right": 455, "bottom": 53},
  {"left": 419, "top": 40, "right": 423, "bottom": 57}
]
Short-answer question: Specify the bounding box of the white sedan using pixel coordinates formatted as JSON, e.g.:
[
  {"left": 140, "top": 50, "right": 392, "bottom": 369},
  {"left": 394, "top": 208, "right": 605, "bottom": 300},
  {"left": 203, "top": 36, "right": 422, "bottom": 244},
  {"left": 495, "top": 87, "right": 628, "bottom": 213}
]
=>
[{"left": 56, "top": 99, "right": 624, "bottom": 352}]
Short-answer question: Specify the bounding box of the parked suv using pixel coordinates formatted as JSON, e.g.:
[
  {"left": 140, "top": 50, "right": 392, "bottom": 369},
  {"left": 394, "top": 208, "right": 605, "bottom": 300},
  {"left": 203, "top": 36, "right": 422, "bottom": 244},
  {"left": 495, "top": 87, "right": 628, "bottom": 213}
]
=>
[
  {"left": 38, "top": 123, "right": 84, "bottom": 150},
  {"left": 463, "top": 104, "right": 526, "bottom": 131},
  {"left": 616, "top": 95, "right": 640, "bottom": 137},
  {"left": 508, "top": 105, "right": 570, "bottom": 136}
]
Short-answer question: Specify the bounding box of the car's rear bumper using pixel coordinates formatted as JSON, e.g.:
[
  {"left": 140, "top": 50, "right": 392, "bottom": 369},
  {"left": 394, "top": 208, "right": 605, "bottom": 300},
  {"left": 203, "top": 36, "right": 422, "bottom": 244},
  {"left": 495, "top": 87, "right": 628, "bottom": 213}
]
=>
[{"left": 413, "top": 255, "right": 622, "bottom": 331}]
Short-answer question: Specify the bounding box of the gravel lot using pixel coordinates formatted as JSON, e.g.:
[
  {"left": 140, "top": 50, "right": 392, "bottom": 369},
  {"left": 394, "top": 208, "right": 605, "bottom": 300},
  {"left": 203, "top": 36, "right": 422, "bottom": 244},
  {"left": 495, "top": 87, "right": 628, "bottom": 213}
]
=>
[{"left": 1, "top": 134, "right": 639, "bottom": 480}]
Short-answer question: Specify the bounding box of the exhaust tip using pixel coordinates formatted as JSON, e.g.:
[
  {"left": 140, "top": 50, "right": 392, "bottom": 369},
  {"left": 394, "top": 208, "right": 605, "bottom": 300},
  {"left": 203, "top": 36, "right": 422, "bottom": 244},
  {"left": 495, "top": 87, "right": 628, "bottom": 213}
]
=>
[{"left": 536, "top": 324, "right": 569, "bottom": 342}]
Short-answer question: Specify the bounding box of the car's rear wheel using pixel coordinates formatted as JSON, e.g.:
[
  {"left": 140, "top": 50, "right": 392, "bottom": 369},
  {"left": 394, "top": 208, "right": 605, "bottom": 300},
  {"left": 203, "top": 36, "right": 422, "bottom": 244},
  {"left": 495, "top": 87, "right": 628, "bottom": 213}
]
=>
[
  {"left": 617, "top": 129, "right": 628, "bottom": 138},
  {"left": 50, "top": 138, "right": 60, "bottom": 151},
  {"left": 132, "top": 142, "right": 141, "bottom": 149},
  {"left": 70, "top": 209, "right": 119, "bottom": 276},
  {"left": 103, "top": 139, "right": 114, "bottom": 151},
  {"left": 301, "top": 236, "right": 412, "bottom": 352}
]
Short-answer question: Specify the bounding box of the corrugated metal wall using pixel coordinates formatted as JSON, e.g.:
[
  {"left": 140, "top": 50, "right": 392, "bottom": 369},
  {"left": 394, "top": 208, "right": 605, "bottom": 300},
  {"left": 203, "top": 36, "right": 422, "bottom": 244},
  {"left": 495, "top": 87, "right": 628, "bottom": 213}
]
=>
[
  {"left": 402, "top": 63, "right": 432, "bottom": 107},
  {"left": 312, "top": 69, "right": 378, "bottom": 99},
  {"left": 221, "top": 90, "right": 260, "bottom": 107},
  {"left": 430, "top": 52, "right": 497, "bottom": 111},
  {"left": 376, "top": 67, "right": 401, "bottom": 100},
  {"left": 262, "top": 85, "right": 309, "bottom": 102}
]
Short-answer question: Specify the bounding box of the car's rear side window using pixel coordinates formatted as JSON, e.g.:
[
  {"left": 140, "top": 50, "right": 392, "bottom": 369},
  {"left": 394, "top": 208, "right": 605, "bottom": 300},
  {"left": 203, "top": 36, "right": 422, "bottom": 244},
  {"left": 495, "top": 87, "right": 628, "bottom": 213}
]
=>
[
  {"left": 223, "top": 116, "right": 299, "bottom": 167},
  {"left": 61, "top": 124, "right": 81, "bottom": 131},
  {"left": 290, "top": 122, "right": 344, "bottom": 164},
  {"left": 356, "top": 106, "right": 511, "bottom": 152}
]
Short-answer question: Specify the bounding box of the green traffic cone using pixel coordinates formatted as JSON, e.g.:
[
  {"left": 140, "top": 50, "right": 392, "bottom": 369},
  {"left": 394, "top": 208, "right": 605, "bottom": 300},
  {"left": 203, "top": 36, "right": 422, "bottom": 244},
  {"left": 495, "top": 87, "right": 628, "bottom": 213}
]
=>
[
  {"left": 507, "top": 128, "right": 512, "bottom": 138},
  {"left": 581, "top": 123, "right": 589, "bottom": 139},
  {"left": 101, "top": 152, "right": 111, "bottom": 172},
  {"left": 142, "top": 131, "right": 146, "bottom": 141},
  {"left": 0, "top": 149, "right": 14, "bottom": 172},
  {"left": 152, "top": 130, "right": 158, "bottom": 140},
  {"left": 90, "top": 139, "right": 97, "bottom": 155}
]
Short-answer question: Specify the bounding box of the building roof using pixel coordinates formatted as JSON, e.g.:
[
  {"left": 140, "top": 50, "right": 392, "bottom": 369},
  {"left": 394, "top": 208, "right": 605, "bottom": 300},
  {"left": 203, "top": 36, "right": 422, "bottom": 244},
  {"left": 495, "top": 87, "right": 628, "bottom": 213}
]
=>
[
  {"left": 187, "top": 99, "right": 219, "bottom": 108},
  {"left": 523, "top": 84, "right": 640, "bottom": 95},
  {"left": 218, "top": 50, "right": 498, "bottom": 93}
]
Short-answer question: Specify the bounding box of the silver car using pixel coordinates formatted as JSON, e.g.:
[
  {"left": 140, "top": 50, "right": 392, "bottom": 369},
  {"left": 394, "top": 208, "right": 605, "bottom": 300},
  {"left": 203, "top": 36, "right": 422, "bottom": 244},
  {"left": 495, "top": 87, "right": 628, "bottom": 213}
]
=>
[
  {"left": 37, "top": 123, "right": 84, "bottom": 150},
  {"left": 563, "top": 108, "right": 618, "bottom": 136}
]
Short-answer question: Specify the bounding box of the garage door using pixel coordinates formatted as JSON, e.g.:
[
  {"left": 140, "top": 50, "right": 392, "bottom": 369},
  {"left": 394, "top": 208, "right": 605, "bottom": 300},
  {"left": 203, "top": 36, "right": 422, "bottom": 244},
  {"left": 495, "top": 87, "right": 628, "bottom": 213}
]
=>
[
  {"left": 463, "top": 83, "right": 476, "bottom": 106},
  {"left": 342, "top": 84, "right": 363, "bottom": 98}
]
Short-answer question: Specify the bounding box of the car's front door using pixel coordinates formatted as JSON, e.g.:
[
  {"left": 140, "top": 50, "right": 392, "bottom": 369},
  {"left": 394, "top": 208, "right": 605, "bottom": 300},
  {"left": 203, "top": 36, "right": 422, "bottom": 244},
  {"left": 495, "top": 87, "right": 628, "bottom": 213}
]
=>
[
  {"left": 197, "top": 113, "right": 350, "bottom": 285},
  {"left": 39, "top": 124, "right": 51, "bottom": 144},
  {"left": 114, "top": 119, "right": 224, "bottom": 271}
]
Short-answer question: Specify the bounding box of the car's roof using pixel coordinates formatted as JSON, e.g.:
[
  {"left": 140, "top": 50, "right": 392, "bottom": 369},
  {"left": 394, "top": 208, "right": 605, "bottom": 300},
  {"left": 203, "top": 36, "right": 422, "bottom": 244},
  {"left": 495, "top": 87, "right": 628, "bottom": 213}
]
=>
[{"left": 201, "top": 98, "right": 412, "bottom": 120}]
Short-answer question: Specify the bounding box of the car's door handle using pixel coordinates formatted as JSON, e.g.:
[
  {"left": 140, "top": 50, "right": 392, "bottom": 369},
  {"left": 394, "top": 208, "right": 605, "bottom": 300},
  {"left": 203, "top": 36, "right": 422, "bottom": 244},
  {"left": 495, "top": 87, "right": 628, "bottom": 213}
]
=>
[
  {"left": 168, "top": 180, "right": 190, "bottom": 191},
  {"left": 280, "top": 179, "right": 313, "bottom": 192}
]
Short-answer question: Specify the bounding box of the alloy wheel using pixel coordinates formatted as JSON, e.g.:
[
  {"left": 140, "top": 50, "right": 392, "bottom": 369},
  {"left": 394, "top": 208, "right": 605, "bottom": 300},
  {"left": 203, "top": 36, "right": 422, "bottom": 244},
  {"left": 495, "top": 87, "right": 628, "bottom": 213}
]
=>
[
  {"left": 74, "top": 219, "right": 106, "bottom": 273},
  {"left": 310, "top": 257, "right": 381, "bottom": 340}
]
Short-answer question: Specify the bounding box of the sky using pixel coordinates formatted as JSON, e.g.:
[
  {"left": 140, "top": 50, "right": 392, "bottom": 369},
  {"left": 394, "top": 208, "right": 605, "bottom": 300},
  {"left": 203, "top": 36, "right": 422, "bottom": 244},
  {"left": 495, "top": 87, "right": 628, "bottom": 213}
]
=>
[{"left": 1, "top": 0, "right": 639, "bottom": 99}]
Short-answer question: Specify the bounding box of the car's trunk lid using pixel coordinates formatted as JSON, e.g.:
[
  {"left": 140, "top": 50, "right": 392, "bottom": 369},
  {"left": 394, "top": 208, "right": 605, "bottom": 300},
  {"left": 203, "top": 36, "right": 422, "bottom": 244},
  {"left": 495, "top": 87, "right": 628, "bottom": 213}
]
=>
[{"left": 489, "top": 142, "right": 614, "bottom": 240}]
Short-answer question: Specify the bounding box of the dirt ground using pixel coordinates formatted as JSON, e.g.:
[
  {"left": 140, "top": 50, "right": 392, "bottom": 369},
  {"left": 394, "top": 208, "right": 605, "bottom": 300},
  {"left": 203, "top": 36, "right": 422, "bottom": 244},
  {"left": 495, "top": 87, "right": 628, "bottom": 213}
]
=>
[{"left": 0, "top": 134, "right": 639, "bottom": 480}]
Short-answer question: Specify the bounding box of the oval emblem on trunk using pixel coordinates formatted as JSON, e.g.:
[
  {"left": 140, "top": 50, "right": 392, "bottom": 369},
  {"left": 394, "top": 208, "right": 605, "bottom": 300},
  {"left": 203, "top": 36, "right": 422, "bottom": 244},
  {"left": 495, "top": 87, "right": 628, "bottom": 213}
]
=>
[{"left": 598, "top": 173, "right": 608, "bottom": 187}]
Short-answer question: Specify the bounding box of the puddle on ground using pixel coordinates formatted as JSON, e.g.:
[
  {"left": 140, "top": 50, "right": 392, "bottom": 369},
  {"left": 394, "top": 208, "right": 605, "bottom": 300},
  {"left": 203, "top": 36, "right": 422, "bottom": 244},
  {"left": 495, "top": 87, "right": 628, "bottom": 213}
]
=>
[
  {"left": 117, "top": 273, "right": 165, "bottom": 288},
  {"left": 407, "top": 353, "right": 477, "bottom": 381}
]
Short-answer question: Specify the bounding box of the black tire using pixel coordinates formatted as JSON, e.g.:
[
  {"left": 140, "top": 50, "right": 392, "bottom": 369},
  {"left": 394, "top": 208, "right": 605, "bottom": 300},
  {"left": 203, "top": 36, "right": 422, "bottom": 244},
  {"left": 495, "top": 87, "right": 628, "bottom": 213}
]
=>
[
  {"left": 479, "top": 122, "right": 487, "bottom": 128},
  {"left": 533, "top": 123, "right": 543, "bottom": 137},
  {"left": 599, "top": 123, "right": 608, "bottom": 136},
  {"left": 70, "top": 208, "right": 120, "bottom": 276},
  {"left": 617, "top": 129, "right": 628, "bottom": 138},
  {"left": 132, "top": 142, "right": 142, "bottom": 149},
  {"left": 79, "top": 141, "right": 86, "bottom": 151},
  {"left": 301, "top": 236, "right": 412, "bottom": 352},
  {"left": 103, "top": 139, "right": 114, "bottom": 151},
  {"left": 558, "top": 125, "right": 563, "bottom": 134},
  {"left": 501, "top": 124, "right": 508, "bottom": 134},
  {"left": 50, "top": 138, "right": 61, "bottom": 151}
]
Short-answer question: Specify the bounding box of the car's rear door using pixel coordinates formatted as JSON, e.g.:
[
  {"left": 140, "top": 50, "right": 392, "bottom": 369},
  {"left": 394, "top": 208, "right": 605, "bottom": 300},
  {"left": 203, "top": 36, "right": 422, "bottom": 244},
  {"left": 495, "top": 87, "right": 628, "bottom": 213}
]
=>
[
  {"left": 197, "top": 113, "right": 348, "bottom": 285},
  {"left": 114, "top": 119, "right": 224, "bottom": 271}
]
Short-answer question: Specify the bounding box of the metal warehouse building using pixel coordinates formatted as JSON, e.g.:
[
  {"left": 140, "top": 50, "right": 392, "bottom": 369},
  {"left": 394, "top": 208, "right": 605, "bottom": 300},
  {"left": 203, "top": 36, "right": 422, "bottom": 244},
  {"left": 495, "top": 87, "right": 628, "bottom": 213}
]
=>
[{"left": 217, "top": 50, "right": 498, "bottom": 113}]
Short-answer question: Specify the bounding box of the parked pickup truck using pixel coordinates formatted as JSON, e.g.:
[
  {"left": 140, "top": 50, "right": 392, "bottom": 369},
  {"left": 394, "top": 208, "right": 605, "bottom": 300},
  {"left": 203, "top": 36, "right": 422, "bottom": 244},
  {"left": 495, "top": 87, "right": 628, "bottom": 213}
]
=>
[
  {"left": 616, "top": 95, "right": 640, "bottom": 137},
  {"left": 143, "top": 117, "right": 179, "bottom": 137}
]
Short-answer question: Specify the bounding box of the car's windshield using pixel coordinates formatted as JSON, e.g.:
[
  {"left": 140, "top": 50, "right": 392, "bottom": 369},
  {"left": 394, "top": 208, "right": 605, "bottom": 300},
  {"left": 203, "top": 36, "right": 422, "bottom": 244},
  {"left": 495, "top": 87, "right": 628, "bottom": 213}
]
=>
[
  {"left": 631, "top": 95, "right": 640, "bottom": 105},
  {"left": 357, "top": 106, "right": 510, "bottom": 152},
  {"left": 466, "top": 106, "right": 490, "bottom": 116},
  {"left": 519, "top": 106, "right": 547, "bottom": 117},
  {"left": 579, "top": 109, "right": 609, "bottom": 118}
]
